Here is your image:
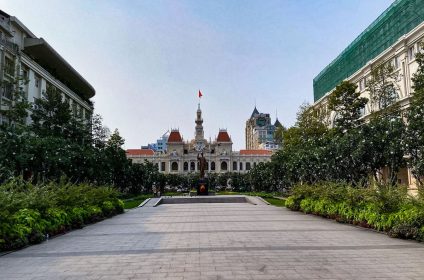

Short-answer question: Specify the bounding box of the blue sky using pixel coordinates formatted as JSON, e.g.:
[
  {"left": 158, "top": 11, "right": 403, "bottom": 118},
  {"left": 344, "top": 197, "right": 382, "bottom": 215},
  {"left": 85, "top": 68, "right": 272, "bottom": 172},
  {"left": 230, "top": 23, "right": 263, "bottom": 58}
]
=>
[{"left": 1, "top": 0, "right": 394, "bottom": 150}]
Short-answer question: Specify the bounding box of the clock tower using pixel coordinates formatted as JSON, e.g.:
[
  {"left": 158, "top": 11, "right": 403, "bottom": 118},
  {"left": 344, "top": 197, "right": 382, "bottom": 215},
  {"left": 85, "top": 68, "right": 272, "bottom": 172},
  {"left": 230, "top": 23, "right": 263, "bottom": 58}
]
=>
[{"left": 195, "top": 103, "right": 206, "bottom": 151}]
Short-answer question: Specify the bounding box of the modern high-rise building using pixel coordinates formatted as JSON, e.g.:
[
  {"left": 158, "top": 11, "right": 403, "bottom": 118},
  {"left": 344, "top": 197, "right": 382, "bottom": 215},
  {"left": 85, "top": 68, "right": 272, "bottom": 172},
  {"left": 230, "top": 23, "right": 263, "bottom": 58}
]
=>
[
  {"left": 0, "top": 10, "right": 95, "bottom": 125},
  {"left": 142, "top": 131, "right": 170, "bottom": 153},
  {"left": 245, "top": 106, "right": 282, "bottom": 150},
  {"left": 312, "top": 0, "right": 424, "bottom": 189}
]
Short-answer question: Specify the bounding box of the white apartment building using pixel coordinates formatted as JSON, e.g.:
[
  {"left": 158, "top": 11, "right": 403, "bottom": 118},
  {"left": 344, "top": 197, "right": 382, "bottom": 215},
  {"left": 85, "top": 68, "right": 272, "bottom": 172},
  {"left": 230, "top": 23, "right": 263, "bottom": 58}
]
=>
[{"left": 0, "top": 10, "right": 95, "bottom": 125}]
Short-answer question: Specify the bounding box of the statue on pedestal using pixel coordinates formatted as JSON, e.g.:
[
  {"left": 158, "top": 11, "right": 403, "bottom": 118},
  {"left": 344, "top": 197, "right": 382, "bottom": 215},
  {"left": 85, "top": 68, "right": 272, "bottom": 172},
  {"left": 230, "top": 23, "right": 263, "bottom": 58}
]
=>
[
  {"left": 197, "top": 152, "right": 206, "bottom": 179},
  {"left": 197, "top": 152, "right": 208, "bottom": 195}
]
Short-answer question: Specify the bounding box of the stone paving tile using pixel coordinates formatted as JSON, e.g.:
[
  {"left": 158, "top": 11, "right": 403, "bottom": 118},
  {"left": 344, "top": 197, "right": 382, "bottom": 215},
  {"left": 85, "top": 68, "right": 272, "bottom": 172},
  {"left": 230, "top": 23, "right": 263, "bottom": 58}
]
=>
[{"left": 1, "top": 202, "right": 424, "bottom": 279}]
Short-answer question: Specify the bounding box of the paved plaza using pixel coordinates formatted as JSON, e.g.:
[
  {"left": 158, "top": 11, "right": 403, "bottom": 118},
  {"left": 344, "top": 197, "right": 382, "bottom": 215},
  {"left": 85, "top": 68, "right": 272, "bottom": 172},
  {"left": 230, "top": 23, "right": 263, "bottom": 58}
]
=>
[{"left": 2, "top": 200, "right": 424, "bottom": 279}]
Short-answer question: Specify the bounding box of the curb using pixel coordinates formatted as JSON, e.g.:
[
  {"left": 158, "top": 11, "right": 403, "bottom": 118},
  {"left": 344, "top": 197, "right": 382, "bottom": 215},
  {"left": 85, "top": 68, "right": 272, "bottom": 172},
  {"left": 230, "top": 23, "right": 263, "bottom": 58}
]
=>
[{"left": 138, "top": 198, "right": 151, "bottom": 208}]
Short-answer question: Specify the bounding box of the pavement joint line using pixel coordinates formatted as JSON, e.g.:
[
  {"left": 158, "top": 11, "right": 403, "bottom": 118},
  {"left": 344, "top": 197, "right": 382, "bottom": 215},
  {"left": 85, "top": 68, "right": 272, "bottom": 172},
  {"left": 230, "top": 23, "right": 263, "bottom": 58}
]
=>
[
  {"left": 5, "top": 244, "right": 424, "bottom": 258},
  {"left": 98, "top": 219, "right": 320, "bottom": 225},
  {"left": 62, "top": 228, "right": 356, "bottom": 237},
  {"left": 126, "top": 213, "right": 295, "bottom": 218}
]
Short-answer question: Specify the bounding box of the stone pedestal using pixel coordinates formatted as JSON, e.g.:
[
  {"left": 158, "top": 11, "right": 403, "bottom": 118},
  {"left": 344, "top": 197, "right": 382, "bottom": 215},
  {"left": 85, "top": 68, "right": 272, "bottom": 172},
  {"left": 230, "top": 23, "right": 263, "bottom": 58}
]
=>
[{"left": 197, "top": 178, "right": 208, "bottom": 195}]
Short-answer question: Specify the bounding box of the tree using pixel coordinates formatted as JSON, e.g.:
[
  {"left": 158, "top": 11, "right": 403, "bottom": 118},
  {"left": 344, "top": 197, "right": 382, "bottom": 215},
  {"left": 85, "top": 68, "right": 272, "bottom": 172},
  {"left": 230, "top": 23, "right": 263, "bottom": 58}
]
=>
[
  {"left": 327, "top": 81, "right": 368, "bottom": 132},
  {"left": 367, "top": 63, "right": 401, "bottom": 115},
  {"left": 91, "top": 114, "right": 110, "bottom": 149},
  {"left": 31, "top": 85, "right": 90, "bottom": 144},
  {"left": 273, "top": 125, "right": 285, "bottom": 146},
  {"left": 364, "top": 117, "right": 406, "bottom": 185},
  {"left": 107, "top": 129, "right": 125, "bottom": 149},
  {"left": 104, "top": 129, "right": 130, "bottom": 190},
  {"left": 0, "top": 66, "right": 31, "bottom": 127},
  {"left": 248, "top": 162, "right": 275, "bottom": 192},
  {"left": 406, "top": 43, "right": 424, "bottom": 187}
]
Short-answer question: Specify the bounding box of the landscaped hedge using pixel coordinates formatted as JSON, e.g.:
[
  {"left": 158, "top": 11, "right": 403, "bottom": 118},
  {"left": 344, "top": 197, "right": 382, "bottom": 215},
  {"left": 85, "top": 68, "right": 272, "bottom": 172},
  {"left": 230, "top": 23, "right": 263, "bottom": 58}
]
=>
[
  {"left": 286, "top": 183, "right": 424, "bottom": 241},
  {"left": 0, "top": 179, "right": 124, "bottom": 251}
]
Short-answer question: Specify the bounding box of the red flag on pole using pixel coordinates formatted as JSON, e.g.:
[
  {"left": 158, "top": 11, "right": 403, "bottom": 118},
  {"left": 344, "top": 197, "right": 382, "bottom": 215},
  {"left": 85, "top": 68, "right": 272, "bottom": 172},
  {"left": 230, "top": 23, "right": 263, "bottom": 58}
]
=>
[{"left": 198, "top": 90, "right": 203, "bottom": 98}]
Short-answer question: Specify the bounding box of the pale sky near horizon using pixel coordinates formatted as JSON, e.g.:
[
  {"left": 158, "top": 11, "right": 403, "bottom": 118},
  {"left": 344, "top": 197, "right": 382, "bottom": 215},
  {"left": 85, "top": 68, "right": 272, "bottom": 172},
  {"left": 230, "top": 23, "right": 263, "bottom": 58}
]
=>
[{"left": 1, "top": 0, "right": 394, "bottom": 150}]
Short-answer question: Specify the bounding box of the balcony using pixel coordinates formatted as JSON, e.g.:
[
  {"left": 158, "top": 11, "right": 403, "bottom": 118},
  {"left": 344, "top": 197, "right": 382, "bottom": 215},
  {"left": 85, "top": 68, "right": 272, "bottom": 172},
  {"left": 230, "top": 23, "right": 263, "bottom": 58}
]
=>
[{"left": 0, "top": 37, "right": 18, "bottom": 53}]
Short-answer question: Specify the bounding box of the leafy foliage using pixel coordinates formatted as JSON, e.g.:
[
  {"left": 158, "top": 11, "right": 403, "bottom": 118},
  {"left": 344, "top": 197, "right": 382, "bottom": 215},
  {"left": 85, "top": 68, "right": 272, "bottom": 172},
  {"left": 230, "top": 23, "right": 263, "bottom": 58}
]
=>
[
  {"left": 0, "top": 179, "right": 123, "bottom": 251},
  {"left": 286, "top": 183, "right": 424, "bottom": 241},
  {"left": 406, "top": 43, "right": 424, "bottom": 188},
  {"left": 327, "top": 81, "right": 368, "bottom": 132}
]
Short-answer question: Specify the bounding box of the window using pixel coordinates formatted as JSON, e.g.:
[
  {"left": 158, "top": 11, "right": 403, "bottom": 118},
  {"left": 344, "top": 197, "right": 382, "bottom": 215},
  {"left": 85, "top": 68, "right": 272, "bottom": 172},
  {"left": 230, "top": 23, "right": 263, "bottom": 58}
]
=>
[
  {"left": 190, "top": 162, "right": 195, "bottom": 171},
  {"left": 359, "top": 79, "right": 365, "bottom": 91},
  {"left": 79, "top": 107, "right": 84, "bottom": 119},
  {"left": 409, "top": 46, "right": 415, "bottom": 61},
  {"left": 184, "top": 149, "right": 188, "bottom": 154},
  {"left": 161, "top": 162, "right": 166, "bottom": 172},
  {"left": 2, "top": 83, "right": 13, "bottom": 99},
  {"left": 72, "top": 102, "right": 77, "bottom": 115},
  {"left": 418, "top": 41, "right": 424, "bottom": 53},
  {"left": 221, "top": 161, "right": 228, "bottom": 171},
  {"left": 254, "top": 162, "right": 257, "bottom": 168},
  {"left": 379, "top": 84, "right": 398, "bottom": 109},
  {"left": 22, "top": 68, "right": 28, "bottom": 81},
  {"left": 4, "top": 57, "right": 14, "bottom": 77},
  {"left": 171, "top": 162, "right": 178, "bottom": 171},
  {"left": 246, "top": 163, "right": 251, "bottom": 170},
  {"left": 85, "top": 111, "right": 92, "bottom": 122},
  {"left": 394, "top": 56, "right": 400, "bottom": 69},
  {"left": 183, "top": 162, "right": 188, "bottom": 171},
  {"left": 35, "top": 75, "right": 40, "bottom": 88},
  {"left": 211, "top": 161, "right": 216, "bottom": 171},
  {"left": 359, "top": 106, "right": 366, "bottom": 117},
  {"left": 239, "top": 162, "right": 243, "bottom": 171},
  {"left": 233, "top": 161, "right": 237, "bottom": 171}
]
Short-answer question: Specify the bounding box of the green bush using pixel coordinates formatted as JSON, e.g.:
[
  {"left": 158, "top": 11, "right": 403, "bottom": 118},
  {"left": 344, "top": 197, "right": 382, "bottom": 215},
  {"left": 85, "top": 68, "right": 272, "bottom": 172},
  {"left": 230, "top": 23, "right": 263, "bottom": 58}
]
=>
[
  {"left": 101, "top": 201, "right": 115, "bottom": 216},
  {"left": 0, "top": 180, "right": 123, "bottom": 251},
  {"left": 286, "top": 183, "right": 424, "bottom": 242}
]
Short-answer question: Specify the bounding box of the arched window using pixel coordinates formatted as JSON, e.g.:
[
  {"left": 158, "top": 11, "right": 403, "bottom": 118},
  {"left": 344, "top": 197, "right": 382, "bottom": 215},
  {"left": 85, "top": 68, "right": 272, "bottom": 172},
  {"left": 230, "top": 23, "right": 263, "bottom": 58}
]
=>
[
  {"left": 246, "top": 162, "right": 251, "bottom": 170},
  {"left": 183, "top": 162, "right": 188, "bottom": 171},
  {"left": 190, "top": 162, "right": 195, "bottom": 171},
  {"left": 233, "top": 161, "right": 237, "bottom": 171},
  {"left": 221, "top": 161, "right": 228, "bottom": 171},
  {"left": 211, "top": 161, "right": 216, "bottom": 171},
  {"left": 171, "top": 162, "right": 178, "bottom": 171}
]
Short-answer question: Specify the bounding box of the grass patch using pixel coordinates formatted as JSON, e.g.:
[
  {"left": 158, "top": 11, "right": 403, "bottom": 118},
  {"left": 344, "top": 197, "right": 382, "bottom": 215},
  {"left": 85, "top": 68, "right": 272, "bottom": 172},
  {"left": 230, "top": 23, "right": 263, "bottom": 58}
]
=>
[
  {"left": 217, "top": 191, "right": 281, "bottom": 199},
  {"left": 217, "top": 191, "right": 242, "bottom": 195},
  {"left": 122, "top": 194, "right": 153, "bottom": 209},
  {"left": 264, "top": 197, "right": 286, "bottom": 207}
]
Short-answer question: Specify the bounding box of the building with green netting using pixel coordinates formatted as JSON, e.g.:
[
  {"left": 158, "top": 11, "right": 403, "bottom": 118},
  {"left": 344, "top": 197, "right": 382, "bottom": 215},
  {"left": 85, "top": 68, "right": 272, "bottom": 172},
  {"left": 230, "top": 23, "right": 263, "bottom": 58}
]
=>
[
  {"left": 313, "top": 0, "right": 424, "bottom": 103},
  {"left": 313, "top": 0, "right": 424, "bottom": 191}
]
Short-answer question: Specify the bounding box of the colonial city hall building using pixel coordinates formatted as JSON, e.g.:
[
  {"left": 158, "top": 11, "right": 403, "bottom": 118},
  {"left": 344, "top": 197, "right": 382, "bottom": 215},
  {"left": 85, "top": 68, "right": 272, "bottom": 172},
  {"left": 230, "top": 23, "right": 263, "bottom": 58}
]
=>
[
  {"left": 126, "top": 104, "right": 272, "bottom": 174},
  {"left": 0, "top": 10, "right": 94, "bottom": 125},
  {"left": 313, "top": 0, "right": 424, "bottom": 190}
]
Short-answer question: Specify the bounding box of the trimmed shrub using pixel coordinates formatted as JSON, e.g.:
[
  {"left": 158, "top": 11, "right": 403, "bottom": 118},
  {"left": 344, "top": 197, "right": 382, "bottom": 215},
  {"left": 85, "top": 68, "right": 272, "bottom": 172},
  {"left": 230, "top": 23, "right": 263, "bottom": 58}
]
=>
[
  {"left": 286, "top": 183, "right": 424, "bottom": 242},
  {"left": 0, "top": 180, "right": 123, "bottom": 251}
]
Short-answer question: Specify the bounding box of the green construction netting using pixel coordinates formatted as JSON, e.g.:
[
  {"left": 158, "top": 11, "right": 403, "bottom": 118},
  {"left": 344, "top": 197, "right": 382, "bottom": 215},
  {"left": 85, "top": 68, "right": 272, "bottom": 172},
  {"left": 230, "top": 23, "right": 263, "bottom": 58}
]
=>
[{"left": 313, "top": 0, "right": 424, "bottom": 102}]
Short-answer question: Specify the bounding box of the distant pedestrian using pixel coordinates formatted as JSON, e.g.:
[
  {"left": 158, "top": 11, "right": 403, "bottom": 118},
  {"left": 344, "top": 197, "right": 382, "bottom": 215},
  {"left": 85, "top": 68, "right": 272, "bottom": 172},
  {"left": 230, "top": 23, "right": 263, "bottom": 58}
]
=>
[{"left": 152, "top": 185, "right": 157, "bottom": 197}]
